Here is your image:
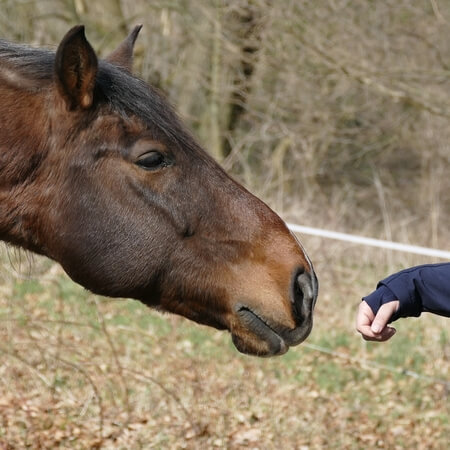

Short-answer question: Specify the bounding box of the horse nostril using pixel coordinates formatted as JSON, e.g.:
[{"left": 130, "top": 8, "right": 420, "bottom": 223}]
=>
[{"left": 292, "top": 268, "right": 316, "bottom": 320}]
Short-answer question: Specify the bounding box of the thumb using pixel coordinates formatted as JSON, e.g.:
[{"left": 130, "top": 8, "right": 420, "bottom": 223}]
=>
[{"left": 371, "top": 301, "right": 398, "bottom": 334}]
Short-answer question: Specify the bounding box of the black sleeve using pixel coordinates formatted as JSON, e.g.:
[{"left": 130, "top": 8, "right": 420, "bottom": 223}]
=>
[{"left": 363, "top": 263, "right": 450, "bottom": 321}]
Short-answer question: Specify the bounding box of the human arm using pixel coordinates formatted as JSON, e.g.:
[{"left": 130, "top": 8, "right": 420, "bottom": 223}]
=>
[{"left": 357, "top": 263, "right": 450, "bottom": 341}]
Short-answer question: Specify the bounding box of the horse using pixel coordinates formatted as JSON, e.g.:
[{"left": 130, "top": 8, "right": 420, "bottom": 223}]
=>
[{"left": 0, "top": 25, "right": 318, "bottom": 357}]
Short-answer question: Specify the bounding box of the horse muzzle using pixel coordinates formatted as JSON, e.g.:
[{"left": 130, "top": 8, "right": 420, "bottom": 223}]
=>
[{"left": 231, "top": 267, "right": 318, "bottom": 356}]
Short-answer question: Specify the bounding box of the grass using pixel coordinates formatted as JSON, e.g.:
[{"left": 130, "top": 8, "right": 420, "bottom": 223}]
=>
[{"left": 0, "top": 245, "right": 448, "bottom": 449}]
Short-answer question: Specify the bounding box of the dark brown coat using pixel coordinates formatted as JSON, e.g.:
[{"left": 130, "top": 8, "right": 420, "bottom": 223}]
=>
[{"left": 0, "top": 26, "right": 317, "bottom": 356}]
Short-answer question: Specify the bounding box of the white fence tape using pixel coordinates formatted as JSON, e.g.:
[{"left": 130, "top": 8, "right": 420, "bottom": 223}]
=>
[{"left": 287, "top": 224, "right": 450, "bottom": 260}]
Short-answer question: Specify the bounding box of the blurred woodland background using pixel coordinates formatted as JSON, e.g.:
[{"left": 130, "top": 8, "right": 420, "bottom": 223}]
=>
[
  {"left": 1, "top": 0, "right": 449, "bottom": 244},
  {"left": 0, "top": 1, "right": 449, "bottom": 448}
]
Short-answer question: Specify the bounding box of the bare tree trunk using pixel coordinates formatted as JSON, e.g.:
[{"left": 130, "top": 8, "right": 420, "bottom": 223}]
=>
[{"left": 222, "top": 3, "right": 264, "bottom": 158}]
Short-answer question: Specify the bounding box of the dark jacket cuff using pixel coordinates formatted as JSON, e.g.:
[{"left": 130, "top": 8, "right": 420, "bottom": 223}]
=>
[
  {"left": 378, "top": 274, "right": 423, "bottom": 321},
  {"left": 363, "top": 285, "right": 397, "bottom": 319}
]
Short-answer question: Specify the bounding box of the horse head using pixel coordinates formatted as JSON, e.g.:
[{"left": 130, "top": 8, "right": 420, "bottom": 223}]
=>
[{"left": 0, "top": 26, "right": 318, "bottom": 356}]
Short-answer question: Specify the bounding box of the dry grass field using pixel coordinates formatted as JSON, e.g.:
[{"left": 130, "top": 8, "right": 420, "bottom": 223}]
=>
[
  {"left": 0, "top": 242, "right": 448, "bottom": 449},
  {"left": 0, "top": 0, "right": 449, "bottom": 448}
]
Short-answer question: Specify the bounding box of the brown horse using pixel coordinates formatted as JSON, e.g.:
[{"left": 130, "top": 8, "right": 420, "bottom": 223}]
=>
[{"left": 0, "top": 26, "right": 317, "bottom": 357}]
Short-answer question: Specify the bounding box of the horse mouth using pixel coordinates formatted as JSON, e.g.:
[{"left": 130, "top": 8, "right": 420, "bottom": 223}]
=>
[{"left": 231, "top": 306, "right": 313, "bottom": 357}]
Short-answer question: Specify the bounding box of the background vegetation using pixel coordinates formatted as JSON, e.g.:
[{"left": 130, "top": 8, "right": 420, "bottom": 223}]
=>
[{"left": 0, "top": 0, "right": 449, "bottom": 448}]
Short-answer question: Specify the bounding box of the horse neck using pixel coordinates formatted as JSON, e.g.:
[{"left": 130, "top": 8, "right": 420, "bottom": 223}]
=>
[{"left": 0, "top": 76, "right": 49, "bottom": 253}]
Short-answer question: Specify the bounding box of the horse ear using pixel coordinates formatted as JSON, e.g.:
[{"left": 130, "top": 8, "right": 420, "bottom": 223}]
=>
[
  {"left": 55, "top": 25, "right": 98, "bottom": 110},
  {"left": 105, "top": 25, "right": 142, "bottom": 73}
]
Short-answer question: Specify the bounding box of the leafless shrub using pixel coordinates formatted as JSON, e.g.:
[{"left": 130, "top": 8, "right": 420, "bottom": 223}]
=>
[{"left": 2, "top": 0, "right": 448, "bottom": 245}]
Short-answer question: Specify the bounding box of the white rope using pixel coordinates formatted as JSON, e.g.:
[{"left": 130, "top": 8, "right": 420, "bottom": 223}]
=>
[
  {"left": 287, "top": 224, "right": 450, "bottom": 260},
  {"left": 288, "top": 223, "right": 449, "bottom": 385}
]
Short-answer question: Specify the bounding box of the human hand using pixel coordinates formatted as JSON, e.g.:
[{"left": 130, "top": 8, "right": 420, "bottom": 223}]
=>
[{"left": 356, "top": 300, "right": 399, "bottom": 341}]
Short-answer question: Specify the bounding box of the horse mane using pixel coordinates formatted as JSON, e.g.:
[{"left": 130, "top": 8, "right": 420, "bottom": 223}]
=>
[
  {"left": 0, "top": 39, "right": 205, "bottom": 159},
  {"left": 0, "top": 39, "right": 54, "bottom": 84}
]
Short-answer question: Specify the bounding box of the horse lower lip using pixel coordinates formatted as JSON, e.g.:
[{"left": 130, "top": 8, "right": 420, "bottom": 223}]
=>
[
  {"left": 236, "top": 305, "right": 313, "bottom": 349},
  {"left": 236, "top": 307, "right": 287, "bottom": 353}
]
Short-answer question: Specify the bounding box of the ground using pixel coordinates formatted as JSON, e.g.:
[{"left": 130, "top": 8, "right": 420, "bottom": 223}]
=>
[{"left": 0, "top": 240, "right": 448, "bottom": 449}]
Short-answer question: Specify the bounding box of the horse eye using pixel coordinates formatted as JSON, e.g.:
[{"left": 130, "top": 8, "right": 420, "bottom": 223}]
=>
[{"left": 135, "top": 151, "right": 167, "bottom": 170}]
